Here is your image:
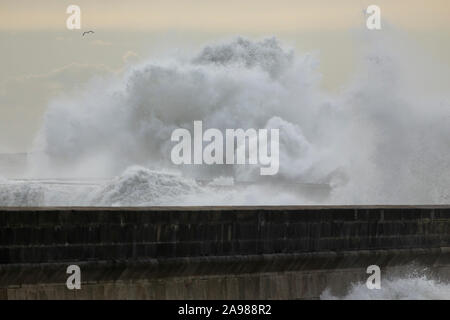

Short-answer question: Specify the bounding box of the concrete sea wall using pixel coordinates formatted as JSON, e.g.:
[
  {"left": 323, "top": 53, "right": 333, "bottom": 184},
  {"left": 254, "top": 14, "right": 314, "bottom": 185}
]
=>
[{"left": 0, "top": 206, "right": 449, "bottom": 299}]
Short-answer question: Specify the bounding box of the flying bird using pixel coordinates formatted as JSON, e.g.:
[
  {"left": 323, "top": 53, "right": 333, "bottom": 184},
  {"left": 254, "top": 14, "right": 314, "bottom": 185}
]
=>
[{"left": 82, "top": 31, "right": 94, "bottom": 36}]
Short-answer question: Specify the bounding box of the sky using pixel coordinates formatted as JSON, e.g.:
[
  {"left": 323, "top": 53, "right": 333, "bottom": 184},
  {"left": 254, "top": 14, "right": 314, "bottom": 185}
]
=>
[{"left": 0, "top": 0, "right": 449, "bottom": 153}]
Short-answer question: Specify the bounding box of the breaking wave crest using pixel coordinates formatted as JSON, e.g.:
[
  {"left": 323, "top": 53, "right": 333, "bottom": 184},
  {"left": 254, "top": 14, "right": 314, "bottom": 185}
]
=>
[{"left": 89, "top": 166, "right": 201, "bottom": 206}]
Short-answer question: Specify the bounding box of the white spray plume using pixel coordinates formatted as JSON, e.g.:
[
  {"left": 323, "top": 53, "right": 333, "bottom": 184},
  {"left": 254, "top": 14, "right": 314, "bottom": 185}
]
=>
[{"left": 13, "top": 29, "right": 450, "bottom": 205}]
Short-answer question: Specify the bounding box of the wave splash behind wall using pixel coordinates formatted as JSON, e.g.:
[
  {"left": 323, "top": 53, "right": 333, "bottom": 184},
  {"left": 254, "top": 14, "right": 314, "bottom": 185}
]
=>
[{"left": 2, "top": 31, "right": 449, "bottom": 206}]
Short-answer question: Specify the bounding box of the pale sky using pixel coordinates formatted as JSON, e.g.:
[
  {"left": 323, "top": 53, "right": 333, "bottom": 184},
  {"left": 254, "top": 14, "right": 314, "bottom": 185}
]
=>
[
  {"left": 1, "top": 0, "right": 449, "bottom": 152},
  {"left": 1, "top": 0, "right": 449, "bottom": 31}
]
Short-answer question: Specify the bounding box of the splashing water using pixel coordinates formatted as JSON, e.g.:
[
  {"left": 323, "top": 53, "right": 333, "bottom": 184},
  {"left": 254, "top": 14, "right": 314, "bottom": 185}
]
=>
[
  {"left": 321, "top": 276, "right": 450, "bottom": 300},
  {"left": 1, "top": 28, "right": 449, "bottom": 206}
]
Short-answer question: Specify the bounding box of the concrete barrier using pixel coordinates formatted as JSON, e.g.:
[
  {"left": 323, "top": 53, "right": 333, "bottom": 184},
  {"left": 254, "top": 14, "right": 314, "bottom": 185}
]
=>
[{"left": 0, "top": 206, "right": 449, "bottom": 299}]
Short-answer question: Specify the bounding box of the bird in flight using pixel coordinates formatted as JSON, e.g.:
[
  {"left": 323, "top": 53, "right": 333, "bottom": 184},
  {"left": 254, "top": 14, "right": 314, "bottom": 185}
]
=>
[{"left": 82, "top": 31, "right": 94, "bottom": 36}]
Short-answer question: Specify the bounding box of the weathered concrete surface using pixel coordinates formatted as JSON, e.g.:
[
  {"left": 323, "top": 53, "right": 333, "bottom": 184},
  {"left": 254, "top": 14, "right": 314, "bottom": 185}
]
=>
[{"left": 0, "top": 206, "right": 449, "bottom": 299}]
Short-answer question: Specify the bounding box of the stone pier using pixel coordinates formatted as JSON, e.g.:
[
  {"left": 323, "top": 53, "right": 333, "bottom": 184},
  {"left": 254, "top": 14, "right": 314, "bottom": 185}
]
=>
[{"left": 0, "top": 206, "right": 449, "bottom": 299}]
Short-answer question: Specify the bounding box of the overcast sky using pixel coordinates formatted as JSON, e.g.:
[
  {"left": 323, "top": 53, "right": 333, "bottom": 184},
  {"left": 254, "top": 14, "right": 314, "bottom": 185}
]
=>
[{"left": 1, "top": 0, "right": 449, "bottom": 153}]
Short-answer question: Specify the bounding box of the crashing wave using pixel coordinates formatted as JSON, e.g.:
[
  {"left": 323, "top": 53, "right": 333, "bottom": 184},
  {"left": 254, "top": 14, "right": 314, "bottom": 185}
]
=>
[
  {"left": 88, "top": 166, "right": 200, "bottom": 206},
  {"left": 18, "top": 33, "right": 450, "bottom": 205}
]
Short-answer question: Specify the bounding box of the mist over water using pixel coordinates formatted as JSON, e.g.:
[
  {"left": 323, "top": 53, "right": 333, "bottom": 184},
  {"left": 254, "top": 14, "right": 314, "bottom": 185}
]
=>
[{"left": 1, "top": 27, "right": 449, "bottom": 206}]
